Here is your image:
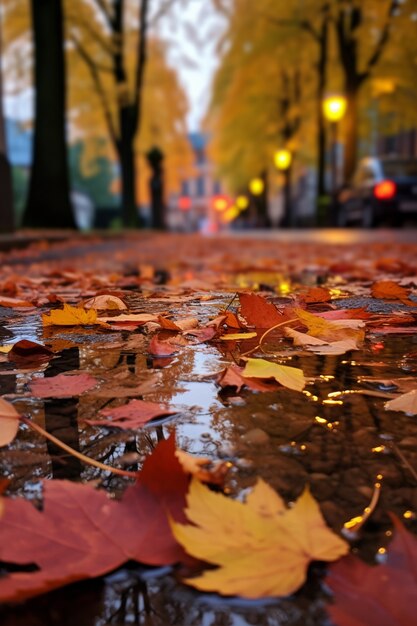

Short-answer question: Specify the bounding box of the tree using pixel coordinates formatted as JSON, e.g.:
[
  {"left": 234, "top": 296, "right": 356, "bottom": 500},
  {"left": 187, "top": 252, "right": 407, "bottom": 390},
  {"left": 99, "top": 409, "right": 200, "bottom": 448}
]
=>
[
  {"left": 67, "top": 0, "right": 150, "bottom": 227},
  {"left": 332, "top": 0, "right": 402, "bottom": 182},
  {"left": 22, "top": 0, "right": 76, "bottom": 229},
  {"left": 0, "top": 4, "right": 14, "bottom": 233}
]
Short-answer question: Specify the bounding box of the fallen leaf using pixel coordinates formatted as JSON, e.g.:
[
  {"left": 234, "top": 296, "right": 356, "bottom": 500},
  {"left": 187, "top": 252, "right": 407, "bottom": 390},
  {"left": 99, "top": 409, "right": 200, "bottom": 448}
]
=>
[
  {"left": 371, "top": 280, "right": 409, "bottom": 300},
  {"left": 30, "top": 373, "right": 98, "bottom": 398},
  {"left": 219, "top": 332, "right": 258, "bottom": 341},
  {"left": 0, "top": 398, "right": 20, "bottom": 446},
  {"left": 284, "top": 327, "right": 327, "bottom": 346},
  {"left": 148, "top": 335, "right": 178, "bottom": 356},
  {"left": 171, "top": 479, "right": 348, "bottom": 598},
  {"left": 83, "top": 294, "right": 127, "bottom": 310},
  {"left": 175, "top": 450, "right": 230, "bottom": 486},
  {"left": 0, "top": 295, "right": 33, "bottom": 307},
  {"left": 242, "top": 357, "right": 305, "bottom": 392},
  {"left": 295, "top": 308, "right": 365, "bottom": 343},
  {"left": 0, "top": 435, "right": 188, "bottom": 602},
  {"left": 98, "top": 313, "right": 159, "bottom": 324},
  {"left": 222, "top": 310, "right": 245, "bottom": 329},
  {"left": 385, "top": 389, "right": 417, "bottom": 414},
  {"left": 216, "top": 364, "right": 281, "bottom": 393},
  {"left": 239, "top": 292, "right": 287, "bottom": 328},
  {"left": 301, "top": 287, "right": 332, "bottom": 304},
  {"left": 308, "top": 339, "right": 359, "bottom": 355},
  {"left": 85, "top": 399, "right": 177, "bottom": 429},
  {"left": 8, "top": 339, "right": 53, "bottom": 366},
  {"left": 42, "top": 304, "right": 98, "bottom": 326},
  {"left": 326, "top": 515, "right": 417, "bottom": 626},
  {"left": 0, "top": 345, "right": 13, "bottom": 353}
]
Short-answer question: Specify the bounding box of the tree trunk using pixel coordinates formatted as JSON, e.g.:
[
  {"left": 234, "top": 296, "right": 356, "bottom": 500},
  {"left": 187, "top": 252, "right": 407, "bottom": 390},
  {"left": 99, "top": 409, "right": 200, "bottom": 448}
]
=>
[
  {"left": 0, "top": 9, "right": 15, "bottom": 233},
  {"left": 316, "top": 6, "right": 329, "bottom": 206},
  {"left": 343, "top": 83, "right": 360, "bottom": 183},
  {"left": 119, "top": 129, "right": 139, "bottom": 227},
  {"left": 23, "top": 0, "right": 75, "bottom": 229}
]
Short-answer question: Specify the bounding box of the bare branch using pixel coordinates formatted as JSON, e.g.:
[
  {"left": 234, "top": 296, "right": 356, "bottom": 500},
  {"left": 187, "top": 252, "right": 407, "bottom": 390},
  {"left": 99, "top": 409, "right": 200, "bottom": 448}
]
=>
[
  {"left": 91, "top": 0, "right": 114, "bottom": 31},
  {"left": 360, "top": 0, "right": 401, "bottom": 82},
  {"left": 66, "top": 14, "right": 114, "bottom": 57},
  {"left": 70, "top": 34, "right": 119, "bottom": 150},
  {"left": 132, "top": 0, "right": 149, "bottom": 133}
]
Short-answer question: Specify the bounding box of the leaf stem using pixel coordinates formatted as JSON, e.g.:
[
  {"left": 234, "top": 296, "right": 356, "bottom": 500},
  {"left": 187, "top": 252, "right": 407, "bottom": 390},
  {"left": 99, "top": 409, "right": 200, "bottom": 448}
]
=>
[
  {"left": 343, "top": 476, "right": 382, "bottom": 536},
  {"left": 20, "top": 416, "right": 138, "bottom": 479}
]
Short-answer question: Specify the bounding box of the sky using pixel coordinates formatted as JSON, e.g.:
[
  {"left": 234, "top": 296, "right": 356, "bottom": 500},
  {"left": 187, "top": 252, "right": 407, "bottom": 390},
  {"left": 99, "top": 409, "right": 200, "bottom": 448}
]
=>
[{"left": 154, "top": 1, "right": 226, "bottom": 131}]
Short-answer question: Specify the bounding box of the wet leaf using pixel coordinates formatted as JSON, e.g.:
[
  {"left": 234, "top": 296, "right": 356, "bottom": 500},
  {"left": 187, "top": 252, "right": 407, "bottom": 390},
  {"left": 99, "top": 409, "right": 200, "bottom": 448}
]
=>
[
  {"left": 171, "top": 480, "right": 348, "bottom": 598},
  {"left": 85, "top": 399, "right": 177, "bottom": 429},
  {"left": 385, "top": 389, "right": 417, "bottom": 414},
  {"left": 0, "top": 435, "right": 188, "bottom": 602},
  {"left": 98, "top": 312, "right": 159, "bottom": 324},
  {"left": 371, "top": 280, "right": 417, "bottom": 305},
  {"left": 219, "top": 332, "right": 257, "bottom": 341},
  {"left": 83, "top": 294, "right": 127, "bottom": 310},
  {"left": 242, "top": 357, "right": 305, "bottom": 391},
  {"left": 42, "top": 304, "right": 98, "bottom": 326},
  {"left": 239, "top": 292, "right": 287, "bottom": 328},
  {"left": 300, "top": 287, "right": 332, "bottom": 303},
  {"left": 0, "top": 398, "right": 20, "bottom": 447},
  {"left": 284, "top": 327, "right": 327, "bottom": 346},
  {"left": 175, "top": 450, "right": 230, "bottom": 486},
  {"left": 148, "top": 335, "right": 179, "bottom": 356},
  {"left": 0, "top": 295, "right": 34, "bottom": 307},
  {"left": 295, "top": 308, "right": 365, "bottom": 343},
  {"left": 284, "top": 328, "right": 358, "bottom": 355},
  {"left": 326, "top": 516, "right": 417, "bottom": 626},
  {"left": 216, "top": 364, "right": 281, "bottom": 393},
  {"left": 30, "top": 373, "right": 98, "bottom": 398}
]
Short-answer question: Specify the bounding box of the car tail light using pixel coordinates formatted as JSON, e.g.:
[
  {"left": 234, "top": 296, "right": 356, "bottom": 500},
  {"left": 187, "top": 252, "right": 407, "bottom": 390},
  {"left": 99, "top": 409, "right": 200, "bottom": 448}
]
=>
[{"left": 374, "top": 180, "right": 396, "bottom": 200}]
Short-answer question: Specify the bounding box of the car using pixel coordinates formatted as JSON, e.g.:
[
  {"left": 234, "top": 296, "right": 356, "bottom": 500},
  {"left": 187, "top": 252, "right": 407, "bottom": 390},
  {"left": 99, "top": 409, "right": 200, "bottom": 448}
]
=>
[{"left": 337, "top": 156, "right": 417, "bottom": 227}]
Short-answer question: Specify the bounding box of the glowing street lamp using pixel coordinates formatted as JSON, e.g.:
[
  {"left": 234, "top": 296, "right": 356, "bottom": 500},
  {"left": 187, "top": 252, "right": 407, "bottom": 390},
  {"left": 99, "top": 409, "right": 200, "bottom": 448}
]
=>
[
  {"left": 273, "top": 149, "right": 293, "bottom": 228},
  {"left": 236, "top": 195, "right": 249, "bottom": 211},
  {"left": 249, "top": 177, "right": 264, "bottom": 196},
  {"left": 273, "top": 149, "right": 292, "bottom": 172},
  {"left": 323, "top": 95, "right": 347, "bottom": 225}
]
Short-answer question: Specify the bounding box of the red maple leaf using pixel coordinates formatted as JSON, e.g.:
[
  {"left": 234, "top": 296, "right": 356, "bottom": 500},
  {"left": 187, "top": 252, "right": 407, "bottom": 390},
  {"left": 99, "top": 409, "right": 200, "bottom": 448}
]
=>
[
  {"left": 29, "top": 373, "right": 98, "bottom": 398},
  {"left": 326, "top": 515, "right": 417, "bottom": 626},
  {"left": 85, "top": 399, "right": 177, "bottom": 429},
  {"left": 0, "top": 435, "right": 188, "bottom": 603},
  {"left": 238, "top": 293, "right": 287, "bottom": 328}
]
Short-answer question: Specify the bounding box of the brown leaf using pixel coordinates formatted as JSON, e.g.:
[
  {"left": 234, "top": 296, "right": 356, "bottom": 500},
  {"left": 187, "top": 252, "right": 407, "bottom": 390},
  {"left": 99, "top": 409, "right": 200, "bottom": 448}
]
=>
[
  {"left": 216, "top": 364, "right": 280, "bottom": 393},
  {"left": 239, "top": 292, "right": 287, "bottom": 328},
  {"left": 371, "top": 280, "right": 417, "bottom": 306},
  {"left": 0, "top": 398, "right": 20, "bottom": 447}
]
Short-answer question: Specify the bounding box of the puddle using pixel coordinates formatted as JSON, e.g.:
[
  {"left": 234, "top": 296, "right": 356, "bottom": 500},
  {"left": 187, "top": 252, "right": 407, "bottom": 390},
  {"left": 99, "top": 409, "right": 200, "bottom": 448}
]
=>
[{"left": 2, "top": 288, "right": 417, "bottom": 625}]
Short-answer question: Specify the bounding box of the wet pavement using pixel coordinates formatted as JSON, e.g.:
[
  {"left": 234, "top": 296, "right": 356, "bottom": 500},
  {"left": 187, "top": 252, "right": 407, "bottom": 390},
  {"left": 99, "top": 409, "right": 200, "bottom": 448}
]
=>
[{"left": 1, "top": 231, "right": 417, "bottom": 625}]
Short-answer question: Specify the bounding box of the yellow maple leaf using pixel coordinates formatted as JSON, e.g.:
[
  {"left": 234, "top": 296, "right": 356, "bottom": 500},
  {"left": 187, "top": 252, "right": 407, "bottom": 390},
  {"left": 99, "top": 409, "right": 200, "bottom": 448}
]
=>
[
  {"left": 171, "top": 479, "right": 348, "bottom": 598},
  {"left": 42, "top": 304, "right": 98, "bottom": 326},
  {"left": 295, "top": 308, "right": 365, "bottom": 343},
  {"left": 242, "top": 357, "right": 305, "bottom": 391}
]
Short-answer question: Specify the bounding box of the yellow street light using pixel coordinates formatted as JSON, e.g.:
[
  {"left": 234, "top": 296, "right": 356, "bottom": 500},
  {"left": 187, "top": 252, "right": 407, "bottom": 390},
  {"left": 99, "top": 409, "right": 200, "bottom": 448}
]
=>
[
  {"left": 236, "top": 195, "right": 249, "bottom": 210},
  {"left": 273, "top": 149, "right": 292, "bottom": 171},
  {"left": 322, "top": 95, "right": 347, "bottom": 123},
  {"left": 249, "top": 177, "right": 264, "bottom": 196}
]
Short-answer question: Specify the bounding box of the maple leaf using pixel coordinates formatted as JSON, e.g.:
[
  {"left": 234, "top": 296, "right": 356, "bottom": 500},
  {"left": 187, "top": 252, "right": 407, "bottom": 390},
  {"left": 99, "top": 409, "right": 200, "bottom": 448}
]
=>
[
  {"left": 171, "top": 479, "right": 348, "bottom": 598},
  {"left": 326, "top": 516, "right": 417, "bottom": 626},
  {"left": 295, "top": 308, "right": 365, "bottom": 343},
  {"left": 42, "top": 304, "right": 98, "bottom": 326},
  {"left": 0, "top": 398, "right": 20, "bottom": 447},
  {"left": 30, "top": 373, "right": 98, "bottom": 398},
  {"left": 216, "top": 364, "right": 281, "bottom": 393},
  {"left": 0, "top": 435, "right": 189, "bottom": 602},
  {"left": 84, "top": 399, "right": 177, "bottom": 429},
  {"left": 242, "top": 357, "right": 305, "bottom": 391},
  {"left": 371, "top": 280, "right": 417, "bottom": 306},
  {"left": 300, "top": 287, "right": 332, "bottom": 304},
  {"left": 239, "top": 292, "right": 287, "bottom": 328},
  {"left": 385, "top": 389, "right": 417, "bottom": 415}
]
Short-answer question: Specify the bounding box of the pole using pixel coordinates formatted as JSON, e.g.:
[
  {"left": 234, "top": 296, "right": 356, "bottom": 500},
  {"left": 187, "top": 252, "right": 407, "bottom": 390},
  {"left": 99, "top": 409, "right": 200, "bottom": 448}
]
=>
[
  {"left": 281, "top": 166, "right": 292, "bottom": 228},
  {"left": 330, "top": 121, "right": 338, "bottom": 226}
]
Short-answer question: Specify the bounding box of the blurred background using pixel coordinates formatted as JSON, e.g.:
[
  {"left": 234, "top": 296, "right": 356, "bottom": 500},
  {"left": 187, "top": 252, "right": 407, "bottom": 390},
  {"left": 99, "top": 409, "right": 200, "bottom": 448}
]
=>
[{"left": 0, "top": 0, "right": 416, "bottom": 233}]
